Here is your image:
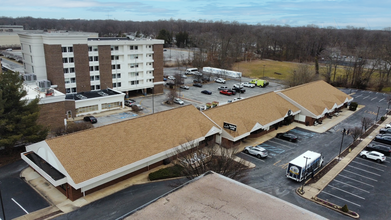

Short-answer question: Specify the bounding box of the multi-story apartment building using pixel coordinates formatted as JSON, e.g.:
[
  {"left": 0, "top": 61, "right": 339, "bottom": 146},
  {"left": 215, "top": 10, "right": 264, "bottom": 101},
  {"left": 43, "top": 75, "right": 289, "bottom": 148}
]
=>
[{"left": 18, "top": 31, "right": 165, "bottom": 96}]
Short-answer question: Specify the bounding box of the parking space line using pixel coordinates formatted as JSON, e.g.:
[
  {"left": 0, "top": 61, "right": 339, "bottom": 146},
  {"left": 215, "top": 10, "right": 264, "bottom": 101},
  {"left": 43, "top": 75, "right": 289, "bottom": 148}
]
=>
[
  {"left": 379, "top": 98, "right": 385, "bottom": 102},
  {"left": 12, "top": 198, "right": 29, "bottom": 214},
  {"left": 273, "top": 160, "right": 281, "bottom": 166},
  {"left": 355, "top": 94, "right": 362, "bottom": 98},
  {"left": 267, "top": 140, "right": 294, "bottom": 149},
  {"left": 356, "top": 157, "right": 389, "bottom": 166},
  {"left": 347, "top": 165, "right": 382, "bottom": 176},
  {"left": 338, "top": 174, "right": 374, "bottom": 187},
  {"left": 239, "top": 152, "right": 265, "bottom": 162},
  {"left": 333, "top": 180, "right": 370, "bottom": 193},
  {"left": 371, "top": 97, "right": 377, "bottom": 101},
  {"left": 351, "top": 160, "right": 385, "bottom": 171},
  {"left": 343, "top": 170, "right": 378, "bottom": 181},
  {"left": 363, "top": 95, "right": 370, "bottom": 99},
  {"left": 321, "top": 191, "right": 361, "bottom": 207},
  {"left": 328, "top": 185, "right": 366, "bottom": 199}
]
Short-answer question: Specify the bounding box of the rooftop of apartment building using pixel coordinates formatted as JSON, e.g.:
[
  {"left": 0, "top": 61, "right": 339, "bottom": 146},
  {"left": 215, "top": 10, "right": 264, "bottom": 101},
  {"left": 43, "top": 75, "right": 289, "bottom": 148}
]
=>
[{"left": 65, "top": 89, "right": 123, "bottom": 100}]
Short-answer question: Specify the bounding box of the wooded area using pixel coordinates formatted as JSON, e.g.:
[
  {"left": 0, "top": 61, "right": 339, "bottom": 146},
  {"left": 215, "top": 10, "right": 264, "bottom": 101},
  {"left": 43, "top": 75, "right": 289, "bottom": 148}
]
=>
[{"left": 1, "top": 17, "right": 391, "bottom": 90}]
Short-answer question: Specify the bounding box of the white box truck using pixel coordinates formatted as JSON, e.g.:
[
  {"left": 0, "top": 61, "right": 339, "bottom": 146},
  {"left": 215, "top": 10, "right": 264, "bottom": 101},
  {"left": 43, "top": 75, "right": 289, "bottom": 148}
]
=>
[{"left": 286, "top": 150, "right": 324, "bottom": 182}]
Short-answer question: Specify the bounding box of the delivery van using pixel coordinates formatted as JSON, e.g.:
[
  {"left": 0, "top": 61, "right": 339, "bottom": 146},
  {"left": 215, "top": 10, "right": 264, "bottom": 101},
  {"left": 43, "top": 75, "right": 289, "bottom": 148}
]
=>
[
  {"left": 185, "top": 68, "right": 199, "bottom": 75},
  {"left": 249, "top": 79, "right": 269, "bottom": 87},
  {"left": 286, "top": 150, "right": 324, "bottom": 182}
]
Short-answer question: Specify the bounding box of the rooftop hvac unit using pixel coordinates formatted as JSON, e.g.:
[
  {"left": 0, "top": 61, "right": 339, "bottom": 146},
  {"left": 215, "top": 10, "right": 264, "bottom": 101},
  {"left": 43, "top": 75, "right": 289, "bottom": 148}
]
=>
[
  {"left": 97, "top": 91, "right": 108, "bottom": 96},
  {"left": 38, "top": 80, "right": 51, "bottom": 88},
  {"left": 23, "top": 74, "right": 37, "bottom": 81},
  {"left": 76, "top": 94, "right": 87, "bottom": 100}
]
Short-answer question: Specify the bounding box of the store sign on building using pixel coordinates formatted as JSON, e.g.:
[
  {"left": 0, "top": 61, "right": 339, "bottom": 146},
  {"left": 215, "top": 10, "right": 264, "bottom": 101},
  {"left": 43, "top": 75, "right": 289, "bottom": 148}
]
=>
[{"left": 223, "top": 122, "right": 237, "bottom": 132}]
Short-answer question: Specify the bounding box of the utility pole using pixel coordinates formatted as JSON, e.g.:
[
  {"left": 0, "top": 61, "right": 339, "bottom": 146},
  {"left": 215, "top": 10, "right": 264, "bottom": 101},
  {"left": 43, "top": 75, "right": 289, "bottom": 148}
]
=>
[
  {"left": 301, "top": 156, "right": 311, "bottom": 192},
  {"left": 339, "top": 129, "right": 349, "bottom": 160}
]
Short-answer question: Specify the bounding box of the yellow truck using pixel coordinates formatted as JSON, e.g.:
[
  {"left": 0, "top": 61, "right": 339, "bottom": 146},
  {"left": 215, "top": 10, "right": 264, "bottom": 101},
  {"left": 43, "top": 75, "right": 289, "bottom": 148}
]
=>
[{"left": 249, "top": 79, "right": 269, "bottom": 87}]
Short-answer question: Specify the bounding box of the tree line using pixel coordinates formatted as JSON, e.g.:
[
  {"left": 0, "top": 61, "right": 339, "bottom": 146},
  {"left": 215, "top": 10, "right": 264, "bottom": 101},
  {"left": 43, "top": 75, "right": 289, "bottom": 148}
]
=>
[{"left": 1, "top": 17, "right": 391, "bottom": 89}]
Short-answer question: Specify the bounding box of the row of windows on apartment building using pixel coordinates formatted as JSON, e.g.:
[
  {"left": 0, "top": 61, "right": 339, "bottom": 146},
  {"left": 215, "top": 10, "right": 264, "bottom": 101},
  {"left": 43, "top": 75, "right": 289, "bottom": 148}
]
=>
[
  {"left": 65, "top": 79, "right": 146, "bottom": 94},
  {"left": 62, "top": 45, "right": 150, "bottom": 53},
  {"left": 76, "top": 101, "right": 122, "bottom": 114}
]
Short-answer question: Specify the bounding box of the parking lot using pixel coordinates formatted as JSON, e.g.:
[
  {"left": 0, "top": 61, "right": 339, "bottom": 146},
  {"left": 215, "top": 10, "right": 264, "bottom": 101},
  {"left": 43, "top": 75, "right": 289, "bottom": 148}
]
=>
[{"left": 317, "top": 151, "right": 391, "bottom": 219}]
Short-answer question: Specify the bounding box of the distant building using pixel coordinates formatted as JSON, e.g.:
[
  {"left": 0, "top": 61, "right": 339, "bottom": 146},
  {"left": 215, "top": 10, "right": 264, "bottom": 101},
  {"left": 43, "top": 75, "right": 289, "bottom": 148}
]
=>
[{"left": 18, "top": 32, "right": 165, "bottom": 97}]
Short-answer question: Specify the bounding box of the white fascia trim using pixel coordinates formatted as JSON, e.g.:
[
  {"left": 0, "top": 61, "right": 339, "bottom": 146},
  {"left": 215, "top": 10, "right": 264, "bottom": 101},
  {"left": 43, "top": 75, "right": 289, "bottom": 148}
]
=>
[
  {"left": 21, "top": 153, "right": 67, "bottom": 186},
  {"left": 276, "top": 92, "right": 318, "bottom": 118},
  {"left": 201, "top": 111, "right": 223, "bottom": 130},
  {"left": 206, "top": 126, "right": 221, "bottom": 137},
  {"left": 75, "top": 137, "right": 207, "bottom": 191}
]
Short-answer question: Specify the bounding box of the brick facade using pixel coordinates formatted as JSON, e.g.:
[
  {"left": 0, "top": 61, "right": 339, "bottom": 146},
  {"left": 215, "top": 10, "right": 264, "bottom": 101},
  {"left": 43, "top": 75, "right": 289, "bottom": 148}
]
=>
[
  {"left": 153, "top": 44, "right": 163, "bottom": 94},
  {"left": 44, "top": 44, "right": 65, "bottom": 93},
  {"left": 37, "top": 100, "right": 75, "bottom": 130},
  {"left": 98, "top": 45, "right": 112, "bottom": 90},
  {"left": 73, "top": 44, "right": 90, "bottom": 93}
]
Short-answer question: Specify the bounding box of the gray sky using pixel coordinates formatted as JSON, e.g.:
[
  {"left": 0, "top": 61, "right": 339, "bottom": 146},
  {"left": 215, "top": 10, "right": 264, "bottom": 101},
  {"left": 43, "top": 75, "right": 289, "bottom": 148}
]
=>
[{"left": 2, "top": 0, "right": 390, "bottom": 30}]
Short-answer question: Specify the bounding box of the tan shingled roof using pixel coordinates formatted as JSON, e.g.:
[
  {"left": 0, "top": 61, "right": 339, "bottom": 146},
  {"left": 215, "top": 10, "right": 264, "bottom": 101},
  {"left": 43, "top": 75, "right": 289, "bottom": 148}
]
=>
[
  {"left": 204, "top": 92, "right": 300, "bottom": 137},
  {"left": 46, "top": 105, "right": 216, "bottom": 184},
  {"left": 281, "top": 80, "right": 352, "bottom": 116}
]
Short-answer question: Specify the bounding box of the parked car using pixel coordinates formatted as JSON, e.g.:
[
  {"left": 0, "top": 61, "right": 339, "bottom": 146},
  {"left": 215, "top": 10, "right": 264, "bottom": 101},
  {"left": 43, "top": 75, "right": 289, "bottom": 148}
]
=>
[
  {"left": 218, "top": 86, "right": 229, "bottom": 90},
  {"left": 365, "top": 144, "right": 391, "bottom": 156},
  {"left": 180, "top": 85, "right": 190, "bottom": 90},
  {"left": 197, "top": 105, "right": 207, "bottom": 111},
  {"left": 168, "top": 76, "right": 175, "bottom": 80},
  {"left": 374, "top": 135, "right": 391, "bottom": 145},
  {"left": 233, "top": 84, "right": 244, "bottom": 89},
  {"left": 83, "top": 116, "right": 97, "bottom": 124},
  {"left": 220, "top": 90, "right": 233, "bottom": 96},
  {"left": 130, "top": 103, "right": 144, "bottom": 110},
  {"left": 379, "top": 128, "right": 391, "bottom": 134},
  {"left": 215, "top": 78, "right": 226, "bottom": 84},
  {"left": 185, "top": 68, "right": 198, "bottom": 75},
  {"left": 241, "top": 82, "right": 255, "bottom": 88},
  {"left": 173, "top": 98, "right": 184, "bottom": 105},
  {"left": 232, "top": 87, "right": 246, "bottom": 93},
  {"left": 193, "top": 83, "right": 203, "bottom": 87},
  {"left": 385, "top": 123, "right": 391, "bottom": 128},
  {"left": 359, "top": 151, "right": 386, "bottom": 163},
  {"left": 227, "top": 89, "right": 236, "bottom": 95},
  {"left": 201, "top": 90, "right": 212, "bottom": 95},
  {"left": 125, "top": 99, "right": 136, "bottom": 106},
  {"left": 233, "top": 97, "right": 245, "bottom": 102},
  {"left": 181, "top": 75, "right": 187, "bottom": 78},
  {"left": 243, "top": 146, "right": 268, "bottom": 158},
  {"left": 276, "top": 133, "right": 298, "bottom": 142}
]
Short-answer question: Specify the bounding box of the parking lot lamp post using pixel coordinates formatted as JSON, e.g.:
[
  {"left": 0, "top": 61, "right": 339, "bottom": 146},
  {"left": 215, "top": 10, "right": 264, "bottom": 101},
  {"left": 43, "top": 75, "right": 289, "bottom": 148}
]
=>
[
  {"left": 376, "top": 106, "right": 381, "bottom": 122},
  {"left": 0, "top": 181, "right": 6, "bottom": 220},
  {"left": 301, "top": 156, "right": 311, "bottom": 192},
  {"left": 338, "top": 129, "right": 349, "bottom": 160}
]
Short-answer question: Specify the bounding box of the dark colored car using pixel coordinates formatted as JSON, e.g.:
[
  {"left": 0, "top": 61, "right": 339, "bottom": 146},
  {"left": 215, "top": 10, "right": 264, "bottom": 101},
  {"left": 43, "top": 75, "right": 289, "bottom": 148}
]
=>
[
  {"left": 374, "top": 135, "right": 391, "bottom": 145},
  {"left": 83, "top": 116, "right": 97, "bottom": 124},
  {"left": 193, "top": 79, "right": 202, "bottom": 83},
  {"left": 276, "top": 133, "right": 298, "bottom": 142},
  {"left": 220, "top": 90, "right": 233, "bottom": 96},
  {"left": 379, "top": 128, "right": 391, "bottom": 134},
  {"left": 232, "top": 87, "right": 246, "bottom": 93},
  {"left": 227, "top": 89, "right": 236, "bottom": 95},
  {"left": 193, "top": 83, "right": 203, "bottom": 87},
  {"left": 125, "top": 99, "right": 135, "bottom": 106},
  {"left": 366, "top": 144, "right": 391, "bottom": 156},
  {"left": 201, "top": 90, "right": 212, "bottom": 95}
]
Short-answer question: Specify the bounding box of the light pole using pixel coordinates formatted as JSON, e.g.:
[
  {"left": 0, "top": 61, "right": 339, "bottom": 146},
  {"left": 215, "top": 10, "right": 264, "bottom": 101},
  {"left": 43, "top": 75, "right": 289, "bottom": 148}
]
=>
[
  {"left": 376, "top": 106, "right": 381, "bottom": 122},
  {"left": 339, "top": 128, "right": 349, "bottom": 160},
  {"left": 301, "top": 156, "right": 311, "bottom": 192},
  {"left": 0, "top": 181, "right": 6, "bottom": 220},
  {"left": 263, "top": 65, "right": 265, "bottom": 78}
]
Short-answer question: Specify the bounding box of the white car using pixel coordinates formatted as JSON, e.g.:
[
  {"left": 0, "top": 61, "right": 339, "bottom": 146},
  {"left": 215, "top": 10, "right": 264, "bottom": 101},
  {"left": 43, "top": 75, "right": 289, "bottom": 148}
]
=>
[
  {"left": 233, "top": 84, "right": 244, "bottom": 89},
  {"left": 243, "top": 146, "right": 268, "bottom": 158},
  {"left": 241, "top": 82, "right": 255, "bottom": 88},
  {"left": 215, "top": 78, "right": 226, "bottom": 84},
  {"left": 217, "top": 86, "right": 229, "bottom": 90},
  {"left": 180, "top": 85, "right": 189, "bottom": 90},
  {"left": 386, "top": 123, "right": 391, "bottom": 129},
  {"left": 233, "top": 97, "right": 245, "bottom": 102},
  {"left": 181, "top": 75, "right": 187, "bottom": 78},
  {"left": 360, "top": 151, "right": 386, "bottom": 163},
  {"left": 168, "top": 76, "right": 175, "bottom": 80},
  {"left": 130, "top": 104, "right": 143, "bottom": 110},
  {"left": 173, "top": 98, "right": 184, "bottom": 105}
]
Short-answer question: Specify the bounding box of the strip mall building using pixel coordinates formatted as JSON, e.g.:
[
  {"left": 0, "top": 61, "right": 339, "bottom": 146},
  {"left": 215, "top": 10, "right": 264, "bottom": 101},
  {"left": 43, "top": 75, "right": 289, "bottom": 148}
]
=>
[{"left": 22, "top": 80, "right": 353, "bottom": 200}]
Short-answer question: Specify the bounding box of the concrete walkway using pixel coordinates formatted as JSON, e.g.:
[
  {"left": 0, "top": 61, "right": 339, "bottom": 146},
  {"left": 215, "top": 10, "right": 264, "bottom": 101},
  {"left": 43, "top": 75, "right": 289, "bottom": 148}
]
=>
[{"left": 16, "top": 106, "right": 372, "bottom": 219}]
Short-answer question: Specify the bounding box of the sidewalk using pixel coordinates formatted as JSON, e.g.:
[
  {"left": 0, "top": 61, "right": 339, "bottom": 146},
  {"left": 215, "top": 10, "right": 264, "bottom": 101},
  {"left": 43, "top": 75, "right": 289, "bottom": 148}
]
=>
[{"left": 298, "top": 115, "right": 391, "bottom": 204}]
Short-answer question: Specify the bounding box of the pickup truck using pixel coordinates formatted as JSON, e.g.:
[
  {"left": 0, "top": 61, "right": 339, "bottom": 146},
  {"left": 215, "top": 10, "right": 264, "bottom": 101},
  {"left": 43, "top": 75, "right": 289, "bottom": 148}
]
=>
[{"left": 359, "top": 150, "right": 386, "bottom": 163}]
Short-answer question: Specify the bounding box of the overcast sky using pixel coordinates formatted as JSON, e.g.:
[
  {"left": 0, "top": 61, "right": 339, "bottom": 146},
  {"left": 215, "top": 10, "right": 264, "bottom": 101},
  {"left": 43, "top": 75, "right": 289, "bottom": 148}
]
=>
[{"left": 2, "top": 0, "right": 391, "bottom": 30}]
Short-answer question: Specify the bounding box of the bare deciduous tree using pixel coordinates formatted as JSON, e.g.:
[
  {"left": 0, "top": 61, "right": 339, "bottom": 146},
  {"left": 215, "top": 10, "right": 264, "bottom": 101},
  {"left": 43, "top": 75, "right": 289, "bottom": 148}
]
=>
[
  {"left": 285, "top": 64, "right": 318, "bottom": 87},
  {"left": 171, "top": 141, "right": 249, "bottom": 181},
  {"left": 350, "top": 127, "right": 363, "bottom": 140},
  {"left": 361, "top": 117, "right": 372, "bottom": 131}
]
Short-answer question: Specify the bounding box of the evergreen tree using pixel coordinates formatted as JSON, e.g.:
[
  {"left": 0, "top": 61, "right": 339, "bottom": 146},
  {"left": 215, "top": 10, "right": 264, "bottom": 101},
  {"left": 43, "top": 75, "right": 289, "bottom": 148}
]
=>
[
  {"left": 0, "top": 71, "right": 48, "bottom": 153},
  {"left": 156, "top": 29, "right": 172, "bottom": 48}
]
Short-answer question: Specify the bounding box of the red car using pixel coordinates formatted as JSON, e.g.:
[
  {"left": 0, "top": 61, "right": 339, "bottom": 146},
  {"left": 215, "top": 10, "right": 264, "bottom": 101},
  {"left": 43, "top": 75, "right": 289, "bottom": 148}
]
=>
[{"left": 220, "top": 90, "right": 233, "bottom": 96}]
